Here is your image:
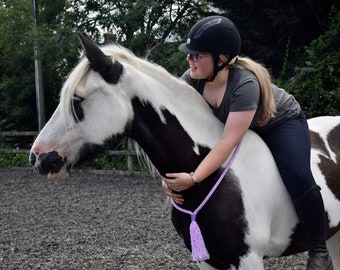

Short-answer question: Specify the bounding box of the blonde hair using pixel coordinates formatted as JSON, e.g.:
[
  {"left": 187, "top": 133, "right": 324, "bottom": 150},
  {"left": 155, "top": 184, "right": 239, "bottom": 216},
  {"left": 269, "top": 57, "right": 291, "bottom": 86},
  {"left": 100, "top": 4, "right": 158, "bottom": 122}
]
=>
[{"left": 219, "top": 55, "right": 276, "bottom": 126}]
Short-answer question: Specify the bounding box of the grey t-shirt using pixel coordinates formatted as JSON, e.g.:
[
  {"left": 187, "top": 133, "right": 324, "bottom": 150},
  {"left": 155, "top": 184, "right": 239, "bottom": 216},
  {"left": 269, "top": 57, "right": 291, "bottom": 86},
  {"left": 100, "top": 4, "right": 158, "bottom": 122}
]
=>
[{"left": 181, "top": 67, "right": 301, "bottom": 132}]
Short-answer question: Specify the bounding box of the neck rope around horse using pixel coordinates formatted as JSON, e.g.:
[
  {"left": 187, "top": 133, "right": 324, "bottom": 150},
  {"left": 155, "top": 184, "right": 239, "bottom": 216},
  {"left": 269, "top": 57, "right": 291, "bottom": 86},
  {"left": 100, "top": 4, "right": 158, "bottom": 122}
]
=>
[{"left": 171, "top": 140, "right": 242, "bottom": 262}]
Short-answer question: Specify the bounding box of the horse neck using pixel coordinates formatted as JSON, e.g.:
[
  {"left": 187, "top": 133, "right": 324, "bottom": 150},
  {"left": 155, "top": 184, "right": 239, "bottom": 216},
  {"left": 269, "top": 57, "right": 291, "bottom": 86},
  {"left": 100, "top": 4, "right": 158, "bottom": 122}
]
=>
[
  {"left": 118, "top": 63, "right": 223, "bottom": 175},
  {"left": 127, "top": 93, "right": 223, "bottom": 176}
]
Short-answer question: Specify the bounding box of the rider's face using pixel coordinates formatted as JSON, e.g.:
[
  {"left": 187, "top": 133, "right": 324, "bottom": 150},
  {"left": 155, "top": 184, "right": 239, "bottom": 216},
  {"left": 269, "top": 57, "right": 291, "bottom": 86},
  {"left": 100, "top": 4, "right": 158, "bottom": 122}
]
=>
[{"left": 186, "top": 53, "right": 214, "bottom": 80}]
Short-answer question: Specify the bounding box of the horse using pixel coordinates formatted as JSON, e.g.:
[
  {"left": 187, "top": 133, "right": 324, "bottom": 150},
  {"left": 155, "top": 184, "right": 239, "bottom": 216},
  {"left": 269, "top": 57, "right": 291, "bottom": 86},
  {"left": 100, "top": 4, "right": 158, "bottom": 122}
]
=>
[{"left": 29, "top": 33, "right": 340, "bottom": 270}]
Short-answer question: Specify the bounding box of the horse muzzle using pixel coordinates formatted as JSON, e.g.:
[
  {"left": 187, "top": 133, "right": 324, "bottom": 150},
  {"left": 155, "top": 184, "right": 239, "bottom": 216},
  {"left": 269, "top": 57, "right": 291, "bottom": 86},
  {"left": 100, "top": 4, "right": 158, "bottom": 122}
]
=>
[{"left": 29, "top": 150, "right": 67, "bottom": 178}]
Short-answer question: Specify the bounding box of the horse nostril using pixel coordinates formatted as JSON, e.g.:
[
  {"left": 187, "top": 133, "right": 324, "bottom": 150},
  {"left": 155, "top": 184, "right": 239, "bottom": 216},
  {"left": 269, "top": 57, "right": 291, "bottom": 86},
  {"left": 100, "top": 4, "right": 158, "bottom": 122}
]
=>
[
  {"left": 29, "top": 152, "right": 36, "bottom": 166},
  {"left": 39, "top": 151, "right": 65, "bottom": 175}
]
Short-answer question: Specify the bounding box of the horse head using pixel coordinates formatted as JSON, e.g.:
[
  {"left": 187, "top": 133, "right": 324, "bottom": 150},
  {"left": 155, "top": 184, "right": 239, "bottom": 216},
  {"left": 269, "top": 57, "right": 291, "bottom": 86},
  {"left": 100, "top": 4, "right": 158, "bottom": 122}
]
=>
[
  {"left": 29, "top": 33, "right": 223, "bottom": 179},
  {"left": 29, "top": 33, "right": 136, "bottom": 178}
]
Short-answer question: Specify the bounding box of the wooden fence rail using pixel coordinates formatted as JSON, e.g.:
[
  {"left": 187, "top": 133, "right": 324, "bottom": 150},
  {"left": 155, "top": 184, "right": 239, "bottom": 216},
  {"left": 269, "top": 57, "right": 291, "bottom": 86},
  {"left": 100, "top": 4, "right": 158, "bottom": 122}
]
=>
[{"left": 0, "top": 131, "right": 138, "bottom": 173}]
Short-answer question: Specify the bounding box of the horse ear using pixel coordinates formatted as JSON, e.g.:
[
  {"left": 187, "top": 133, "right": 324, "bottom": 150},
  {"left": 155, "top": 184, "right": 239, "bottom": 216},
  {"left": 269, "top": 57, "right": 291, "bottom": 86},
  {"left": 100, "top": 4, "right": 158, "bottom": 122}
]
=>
[{"left": 77, "top": 32, "right": 123, "bottom": 84}]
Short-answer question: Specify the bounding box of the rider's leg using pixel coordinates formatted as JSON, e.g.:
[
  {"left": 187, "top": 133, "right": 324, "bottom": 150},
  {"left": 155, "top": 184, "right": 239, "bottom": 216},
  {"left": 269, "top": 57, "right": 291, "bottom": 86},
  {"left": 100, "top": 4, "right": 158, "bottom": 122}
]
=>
[
  {"left": 294, "top": 186, "right": 333, "bottom": 269},
  {"left": 258, "top": 111, "right": 333, "bottom": 270}
]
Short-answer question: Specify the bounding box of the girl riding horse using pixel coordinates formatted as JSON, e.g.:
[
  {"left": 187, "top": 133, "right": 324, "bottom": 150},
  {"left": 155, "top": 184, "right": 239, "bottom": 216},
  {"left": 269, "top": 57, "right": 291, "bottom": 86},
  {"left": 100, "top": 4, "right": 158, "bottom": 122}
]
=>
[
  {"left": 29, "top": 30, "right": 340, "bottom": 270},
  {"left": 162, "top": 16, "right": 333, "bottom": 270}
]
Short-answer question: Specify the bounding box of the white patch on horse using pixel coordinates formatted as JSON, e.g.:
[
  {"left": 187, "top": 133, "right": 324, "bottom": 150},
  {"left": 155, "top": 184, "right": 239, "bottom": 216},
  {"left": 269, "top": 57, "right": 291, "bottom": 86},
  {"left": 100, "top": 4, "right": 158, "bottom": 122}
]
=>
[
  {"left": 308, "top": 117, "right": 340, "bottom": 228},
  {"left": 193, "top": 144, "right": 200, "bottom": 155},
  {"left": 233, "top": 131, "right": 298, "bottom": 258},
  {"left": 309, "top": 116, "right": 338, "bottom": 162}
]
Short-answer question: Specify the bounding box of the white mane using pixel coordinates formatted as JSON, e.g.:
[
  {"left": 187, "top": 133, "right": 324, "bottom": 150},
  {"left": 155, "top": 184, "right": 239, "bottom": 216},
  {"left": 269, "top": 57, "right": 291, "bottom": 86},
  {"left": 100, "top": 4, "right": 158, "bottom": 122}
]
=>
[
  {"left": 59, "top": 44, "right": 223, "bottom": 148},
  {"left": 59, "top": 44, "right": 189, "bottom": 122}
]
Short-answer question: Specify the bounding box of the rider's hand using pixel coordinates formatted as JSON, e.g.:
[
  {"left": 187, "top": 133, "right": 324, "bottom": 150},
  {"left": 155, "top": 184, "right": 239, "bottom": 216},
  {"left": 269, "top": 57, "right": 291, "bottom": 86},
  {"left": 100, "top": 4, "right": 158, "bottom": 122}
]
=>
[
  {"left": 162, "top": 172, "right": 195, "bottom": 192},
  {"left": 161, "top": 178, "right": 184, "bottom": 205}
]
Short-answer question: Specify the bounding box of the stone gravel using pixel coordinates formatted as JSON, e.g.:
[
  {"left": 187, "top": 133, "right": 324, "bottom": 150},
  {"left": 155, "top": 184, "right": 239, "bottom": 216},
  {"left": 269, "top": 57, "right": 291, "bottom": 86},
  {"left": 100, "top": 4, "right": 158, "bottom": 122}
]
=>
[{"left": 0, "top": 168, "right": 307, "bottom": 269}]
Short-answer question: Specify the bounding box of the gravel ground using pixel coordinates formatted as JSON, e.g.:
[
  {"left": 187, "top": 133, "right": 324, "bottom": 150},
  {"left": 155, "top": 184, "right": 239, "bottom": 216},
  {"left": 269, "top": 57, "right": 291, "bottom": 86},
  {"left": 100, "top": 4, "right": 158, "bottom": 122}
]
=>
[{"left": 0, "top": 167, "right": 308, "bottom": 269}]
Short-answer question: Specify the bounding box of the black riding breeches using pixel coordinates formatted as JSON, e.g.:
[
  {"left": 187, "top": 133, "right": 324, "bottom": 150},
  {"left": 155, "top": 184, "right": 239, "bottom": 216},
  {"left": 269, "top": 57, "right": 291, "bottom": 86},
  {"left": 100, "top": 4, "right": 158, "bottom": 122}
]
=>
[{"left": 257, "top": 111, "right": 316, "bottom": 200}]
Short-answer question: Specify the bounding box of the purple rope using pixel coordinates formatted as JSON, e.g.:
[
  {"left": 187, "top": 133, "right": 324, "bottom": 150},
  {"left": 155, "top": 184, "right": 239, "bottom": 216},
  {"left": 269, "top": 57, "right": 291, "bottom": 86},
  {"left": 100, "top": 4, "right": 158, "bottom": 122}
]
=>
[{"left": 171, "top": 140, "right": 242, "bottom": 261}]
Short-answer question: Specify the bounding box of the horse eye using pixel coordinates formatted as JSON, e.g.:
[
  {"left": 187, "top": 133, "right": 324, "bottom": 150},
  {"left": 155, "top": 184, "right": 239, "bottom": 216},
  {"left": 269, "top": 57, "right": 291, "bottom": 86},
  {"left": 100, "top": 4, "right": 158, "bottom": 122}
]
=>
[{"left": 72, "top": 94, "right": 85, "bottom": 122}]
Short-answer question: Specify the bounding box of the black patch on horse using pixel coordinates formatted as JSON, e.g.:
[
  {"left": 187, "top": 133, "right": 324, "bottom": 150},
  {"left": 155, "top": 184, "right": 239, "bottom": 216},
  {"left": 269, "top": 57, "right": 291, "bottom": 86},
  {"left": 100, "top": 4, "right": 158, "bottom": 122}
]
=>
[{"left": 128, "top": 97, "right": 249, "bottom": 269}]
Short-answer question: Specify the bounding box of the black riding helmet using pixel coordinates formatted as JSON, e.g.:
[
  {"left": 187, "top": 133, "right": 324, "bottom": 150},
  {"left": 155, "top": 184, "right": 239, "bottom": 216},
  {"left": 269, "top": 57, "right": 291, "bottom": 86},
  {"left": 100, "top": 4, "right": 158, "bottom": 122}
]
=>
[{"left": 179, "top": 16, "right": 241, "bottom": 81}]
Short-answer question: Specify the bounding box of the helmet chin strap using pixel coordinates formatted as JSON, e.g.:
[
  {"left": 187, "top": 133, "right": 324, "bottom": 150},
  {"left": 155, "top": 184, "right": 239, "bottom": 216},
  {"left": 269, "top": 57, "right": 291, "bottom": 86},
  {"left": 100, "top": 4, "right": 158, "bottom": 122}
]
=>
[{"left": 206, "top": 54, "right": 237, "bottom": 82}]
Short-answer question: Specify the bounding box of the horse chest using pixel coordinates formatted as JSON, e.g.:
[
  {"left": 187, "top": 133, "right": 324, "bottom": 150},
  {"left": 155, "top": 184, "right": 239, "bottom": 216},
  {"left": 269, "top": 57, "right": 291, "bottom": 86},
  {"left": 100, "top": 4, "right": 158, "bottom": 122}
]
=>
[{"left": 171, "top": 173, "right": 250, "bottom": 269}]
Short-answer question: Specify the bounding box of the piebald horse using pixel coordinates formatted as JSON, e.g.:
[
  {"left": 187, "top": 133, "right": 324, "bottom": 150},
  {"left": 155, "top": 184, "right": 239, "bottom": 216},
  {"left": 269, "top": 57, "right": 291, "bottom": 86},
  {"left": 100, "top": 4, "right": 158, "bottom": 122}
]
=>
[{"left": 29, "top": 33, "right": 340, "bottom": 270}]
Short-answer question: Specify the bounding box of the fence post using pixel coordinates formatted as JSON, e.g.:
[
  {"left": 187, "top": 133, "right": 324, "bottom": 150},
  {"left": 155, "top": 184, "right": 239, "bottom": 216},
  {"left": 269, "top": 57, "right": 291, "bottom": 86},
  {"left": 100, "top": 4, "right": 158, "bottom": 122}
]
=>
[{"left": 31, "top": 0, "right": 46, "bottom": 131}]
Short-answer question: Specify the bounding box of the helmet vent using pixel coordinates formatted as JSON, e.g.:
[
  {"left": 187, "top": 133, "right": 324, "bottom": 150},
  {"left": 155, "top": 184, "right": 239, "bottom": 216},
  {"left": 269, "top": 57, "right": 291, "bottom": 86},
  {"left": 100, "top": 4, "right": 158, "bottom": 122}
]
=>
[{"left": 194, "top": 18, "right": 222, "bottom": 39}]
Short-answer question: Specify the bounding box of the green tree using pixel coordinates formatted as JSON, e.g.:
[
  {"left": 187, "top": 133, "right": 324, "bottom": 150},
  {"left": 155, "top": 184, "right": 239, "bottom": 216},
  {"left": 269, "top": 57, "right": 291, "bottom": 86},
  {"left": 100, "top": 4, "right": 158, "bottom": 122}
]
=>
[
  {"left": 0, "top": 0, "right": 79, "bottom": 131},
  {"left": 0, "top": 0, "right": 214, "bottom": 132},
  {"left": 0, "top": 0, "right": 35, "bottom": 130},
  {"left": 209, "top": 0, "right": 339, "bottom": 80},
  {"left": 0, "top": 0, "right": 338, "bottom": 135},
  {"left": 65, "top": 0, "right": 214, "bottom": 74},
  {"left": 283, "top": 8, "right": 340, "bottom": 117}
]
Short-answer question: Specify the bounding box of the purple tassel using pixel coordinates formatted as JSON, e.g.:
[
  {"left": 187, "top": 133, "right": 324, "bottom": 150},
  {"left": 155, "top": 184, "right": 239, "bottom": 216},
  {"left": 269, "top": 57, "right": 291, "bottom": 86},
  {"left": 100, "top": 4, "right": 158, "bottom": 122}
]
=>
[{"left": 189, "top": 214, "right": 210, "bottom": 261}]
